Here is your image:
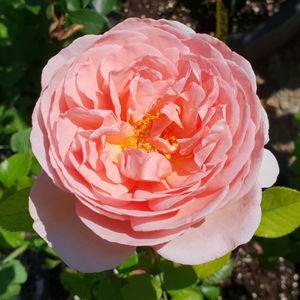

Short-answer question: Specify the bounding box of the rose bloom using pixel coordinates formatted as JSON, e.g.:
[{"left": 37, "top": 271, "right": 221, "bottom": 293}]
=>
[{"left": 30, "top": 18, "right": 279, "bottom": 272}]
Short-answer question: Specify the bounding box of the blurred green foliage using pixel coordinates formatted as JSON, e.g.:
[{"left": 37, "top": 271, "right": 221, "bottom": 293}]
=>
[
  {"left": 0, "top": 1, "right": 122, "bottom": 298},
  {"left": 58, "top": 249, "right": 230, "bottom": 300}
]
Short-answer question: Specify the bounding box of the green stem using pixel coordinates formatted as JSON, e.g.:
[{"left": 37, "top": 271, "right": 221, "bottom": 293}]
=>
[
  {"left": 163, "top": 290, "right": 168, "bottom": 300},
  {"left": 2, "top": 243, "right": 28, "bottom": 264}
]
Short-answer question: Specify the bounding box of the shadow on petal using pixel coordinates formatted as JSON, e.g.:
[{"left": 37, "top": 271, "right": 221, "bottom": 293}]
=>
[{"left": 29, "top": 171, "right": 135, "bottom": 273}]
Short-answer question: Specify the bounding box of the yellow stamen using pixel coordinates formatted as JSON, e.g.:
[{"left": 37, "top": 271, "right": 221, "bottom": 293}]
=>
[
  {"left": 165, "top": 153, "right": 171, "bottom": 160},
  {"left": 121, "top": 113, "right": 179, "bottom": 160},
  {"left": 122, "top": 113, "right": 159, "bottom": 153}
]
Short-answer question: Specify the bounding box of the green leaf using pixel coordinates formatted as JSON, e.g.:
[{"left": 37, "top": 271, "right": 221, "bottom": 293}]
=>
[
  {"left": 29, "top": 235, "right": 46, "bottom": 249},
  {"left": 151, "top": 276, "right": 162, "bottom": 300},
  {"left": 44, "top": 245, "right": 59, "bottom": 258},
  {"left": 0, "top": 22, "right": 12, "bottom": 47},
  {"left": 99, "top": 276, "right": 124, "bottom": 300},
  {"left": 193, "top": 252, "right": 231, "bottom": 279},
  {"left": 168, "top": 288, "right": 203, "bottom": 300},
  {"left": 295, "top": 112, "right": 300, "bottom": 125},
  {"left": 164, "top": 266, "right": 198, "bottom": 290},
  {"left": 0, "top": 152, "right": 32, "bottom": 187},
  {"left": 0, "top": 283, "right": 21, "bottom": 300},
  {"left": 137, "top": 248, "right": 155, "bottom": 272},
  {"left": 0, "top": 227, "right": 24, "bottom": 248},
  {"left": 25, "top": 4, "right": 41, "bottom": 14},
  {"left": 0, "top": 259, "right": 27, "bottom": 299},
  {"left": 255, "top": 187, "right": 300, "bottom": 238},
  {"left": 60, "top": 269, "right": 94, "bottom": 300},
  {"left": 0, "top": 65, "right": 26, "bottom": 88},
  {"left": 1, "top": 260, "right": 27, "bottom": 284},
  {"left": 25, "top": 0, "right": 47, "bottom": 14},
  {"left": 82, "top": 0, "right": 90, "bottom": 8},
  {"left": 200, "top": 285, "right": 221, "bottom": 299},
  {"left": 118, "top": 251, "right": 138, "bottom": 273},
  {"left": 10, "top": 127, "right": 32, "bottom": 153},
  {"left": 121, "top": 274, "right": 158, "bottom": 300},
  {"left": 205, "top": 259, "right": 234, "bottom": 285},
  {"left": 92, "top": 0, "right": 117, "bottom": 15},
  {"left": 66, "top": 0, "right": 82, "bottom": 11},
  {"left": 15, "top": 176, "right": 34, "bottom": 190},
  {"left": 156, "top": 258, "right": 173, "bottom": 274},
  {"left": 30, "top": 155, "right": 41, "bottom": 176},
  {"left": 0, "top": 187, "right": 33, "bottom": 232},
  {"left": 68, "top": 9, "right": 109, "bottom": 34},
  {"left": 46, "top": 258, "right": 61, "bottom": 269},
  {"left": 0, "top": 107, "right": 27, "bottom": 135}
]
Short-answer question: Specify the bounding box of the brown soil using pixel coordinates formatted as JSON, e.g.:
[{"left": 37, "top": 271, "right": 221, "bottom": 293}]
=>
[
  {"left": 222, "top": 242, "right": 299, "bottom": 300},
  {"left": 255, "top": 34, "right": 300, "bottom": 186},
  {"left": 121, "top": 0, "right": 289, "bottom": 34}
]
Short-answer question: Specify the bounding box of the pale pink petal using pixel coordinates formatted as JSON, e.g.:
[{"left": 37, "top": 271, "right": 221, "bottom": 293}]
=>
[
  {"left": 154, "top": 182, "right": 261, "bottom": 264},
  {"left": 100, "top": 152, "right": 123, "bottom": 183},
  {"left": 29, "top": 172, "right": 135, "bottom": 272},
  {"left": 160, "top": 103, "right": 183, "bottom": 128},
  {"left": 76, "top": 57, "right": 101, "bottom": 107},
  {"left": 156, "top": 19, "right": 195, "bottom": 37},
  {"left": 198, "top": 34, "right": 256, "bottom": 91},
  {"left": 180, "top": 82, "right": 206, "bottom": 128},
  {"left": 31, "top": 99, "right": 67, "bottom": 192},
  {"left": 41, "top": 35, "right": 99, "bottom": 89},
  {"left": 100, "top": 43, "right": 161, "bottom": 82},
  {"left": 55, "top": 117, "right": 78, "bottom": 161},
  {"left": 110, "top": 18, "right": 194, "bottom": 41},
  {"left": 76, "top": 200, "right": 190, "bottom": 246},
  {"left": 120, "top": 149, "right": 172, "bottom": 182},
  {"left": 258, "top": 149, "right": 279, "bottom": 188},
  {"left": 131, "top": 186, "right": 228, "bottom": 231},
  {"left": 79, "top": 164, "right": 128, "bottom": 197},
  {"left": 129, "top": 76, "right": 156, "bottom": 122}
]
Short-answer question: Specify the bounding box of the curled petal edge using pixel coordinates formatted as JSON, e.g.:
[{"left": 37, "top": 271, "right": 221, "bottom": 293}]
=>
[{"left": 258, "top": 149, "right": 279, "bottom": 188}]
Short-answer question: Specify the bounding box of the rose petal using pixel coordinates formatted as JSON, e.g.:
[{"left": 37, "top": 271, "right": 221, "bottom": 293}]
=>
[
  {"left": 41, "top": 35, "right": 99, "bottom": 89},
  {"left": 258, "top": 149, "right": 279, "bottom": 188},
  {"left": 76, "top": 200, "right": 190, "bottom": 246},
  {"left": 29, "top": 172, "right": 135, "bottom": 272},
  {"left": 120, "top": 149, "right": 172, "bottom": 182},
  {"left": 154, "top": 182, "right": 261, "bottom": 264}
]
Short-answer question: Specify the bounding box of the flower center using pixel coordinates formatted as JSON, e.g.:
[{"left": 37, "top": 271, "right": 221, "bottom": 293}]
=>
[
  {"left": 121, "top": 112, "right": 179, "bottom": 160},
  {"left": 122, "top": 112, "right": 159, "bottom": 153}
]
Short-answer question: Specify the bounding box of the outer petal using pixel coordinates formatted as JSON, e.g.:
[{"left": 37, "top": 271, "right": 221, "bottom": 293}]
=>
[
  {"left": 29, "top": 172, "right": 135, "bottom": 273},
  {"left": 154, "top": 182, "right": 261, "bottom": 264},
  {"left": 41, "top": 35, "right": 99, "bottom": 89},
  {"left": 258, "top": 149, "right": 279, "bottom": 188}
]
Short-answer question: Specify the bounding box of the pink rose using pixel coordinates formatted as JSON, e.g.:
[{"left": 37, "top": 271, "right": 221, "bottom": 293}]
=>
[{"left": 30, "top": 18, "right": 279, "bottom": 272}]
